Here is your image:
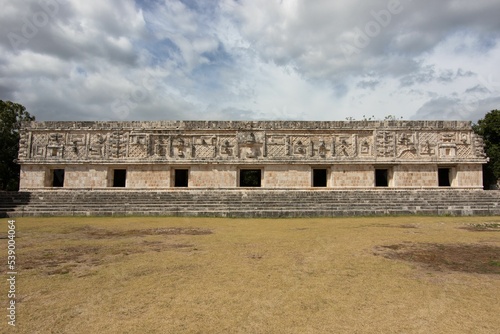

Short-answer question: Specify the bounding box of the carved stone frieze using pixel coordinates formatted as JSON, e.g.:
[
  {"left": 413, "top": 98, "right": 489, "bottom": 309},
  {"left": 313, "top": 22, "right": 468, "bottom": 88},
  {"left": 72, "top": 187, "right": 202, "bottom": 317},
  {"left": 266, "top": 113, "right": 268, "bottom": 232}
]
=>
[
  {"left": 219, "top": 137, "right": 236, "bottom": 157},
  {"left": 18, "top": 131, "right": 30, "bottom": 159},
  {"left": 376, "top": 131, "right": 395, "bottom": 157},
  {"left": 237, "top": 132, "right": 263, "bottom": 159},
  {"left": 397, "top": 133, "right": 417, "bottom": 158},
  {"left": 291, "top": 136, "right": 310, "bottom": 156},
  {"left": 128, "top": 133, "right": 148, "bottom": 158},
  {"left": 266, "top": 135, "right": 286, "bottom": 158},
  {"left": 172, "top": 137, "right": 190, "bottom": 158},
  {"left": 151, "top": 135, "right": 170, "bottom": 157},
  {"left": 89, "top": 133, "right": 107, "bottom": 158},
  {"left": 66, "top": 133, "right": 86, "bottom": 159},
  {"left": 193, "top": 136, "right": 217, "bottom": 158},
  {"left": 18, "top": 121, "right": 488, "bottom": 163}
]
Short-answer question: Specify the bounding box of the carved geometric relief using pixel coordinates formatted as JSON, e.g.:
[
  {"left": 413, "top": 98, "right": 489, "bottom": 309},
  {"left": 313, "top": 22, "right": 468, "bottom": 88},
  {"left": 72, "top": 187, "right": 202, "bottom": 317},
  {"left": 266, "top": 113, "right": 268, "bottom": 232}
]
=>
[
  {"left": 109, "top": 132, "right": 127, "bottom": 159},
  {"left": 397, "top": 132, "right": 417, "bottom": 158},
  {"left": 376, "top": 131, "right": 395, "bottom": 157},
  {"left": 439, "top": 145, "right": 457, "bottom": 158},
  {"left": 335, "top": 135, "right": 355, "bottom": 157},
  {"left": 89, "top": 133, "right": 107, "bottom": 158},
  {"left": 457, "top": 145, "right": 472, "bottom": 158},
  {"left": 239, "top": 140, "right": 262, "bottom": 159},
  {"left": 151, "top": 135, "right": 170, "bottom": 157},
  {"left": 237, "top": 132, "right": 262, "bottom": 159},
  {"left": 194, "top": 145, "right": 216, "bottom": 158},
  {"left": 439, "top": 132, "right": 457, "bottom": 158},
  {"left": 291, "top": 136, "right": 310, "bottom": 156},
  {"left": 237, "top": 131, "right": 264, "bottom": 144},
  {"left": 473, "top": 135, "right": 487, "bottom": 158},
  {"left": 46, "top": 146, "right": 63, "bottom": 158},
  {"left": 458, "top": 132, "right": 470, "bottom": 145},
  {"left": 239, "top": 145, "right": 261, "bottom": 159},
  {"left": 219, "top": 137, "right": 236, "bottom": 157},
  {"left": 18, "top": 131, "right": 29, "bottom": 159},
  {"left": 311, "top": 138, "right": 331, "bottom": 158},
  {"left": 128, "top": 134, "right": 148, "bottom": 158},
  {"left": 419, "top": 132, "right": 438, "bottom": 156},
  {"left": 65, "top": 133, "right": 86, "bottom": 159},
  {"left": 194, "top": 136, "right": 216, "bottom": 146},
  {"left": 31, "top": 134, "right": 47, "bottom": 158},
  {"left": 48, "top": 133, "right": 64, "bottom": 145},
  {"left": 267, "top": 145, "right": 286, "bottom": 157},
  {"left": 266, "top": 136, "right": 286, "bottom": 158},
  {"left": 172, "top": 137, "right": 190, "bottom": 158},
  {"left": 358, "top": 136, "right": 372, "bottom": 156},
  {"left": 455, "top": 132, "right": 472, "bottom": 158},
  {"left": 441, "top": 132, "right": 456, "bottom": 143},
  {"left": 192, "top": 136, "right": 216, "bottom": 158},
  {"left": 33, "top": 145, "right": 46, "bottom": 158},
  {"left": 267, "top": 136, "right": 286, "bottom": 145},
  {"left": 46, "top": 132, "right": 65, "bottom": 158}
]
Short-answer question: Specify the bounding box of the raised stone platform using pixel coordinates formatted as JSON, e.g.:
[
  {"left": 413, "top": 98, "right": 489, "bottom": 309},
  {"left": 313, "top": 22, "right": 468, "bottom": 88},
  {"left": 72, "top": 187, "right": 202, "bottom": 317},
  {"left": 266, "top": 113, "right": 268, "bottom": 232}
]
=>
[{"left": 2, "top": 189, "right": 499, "bottom": 218}]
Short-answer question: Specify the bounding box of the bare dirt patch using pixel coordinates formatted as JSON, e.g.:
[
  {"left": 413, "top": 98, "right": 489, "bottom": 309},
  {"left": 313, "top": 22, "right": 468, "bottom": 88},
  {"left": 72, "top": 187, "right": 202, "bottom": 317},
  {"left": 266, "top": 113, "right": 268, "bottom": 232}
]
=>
[
  {"left": 399, "top": 223, "right": 419, "bottom": 229},
  {"left": 374, "top": 243, "right": 500, "bottom": 274},
  {"left": 460, "top": 223, "right": 500, "bottom": 232},
  {"left": 20, "top": 226, "right": 211, "bottom": 275},
  {"left": 20, "top": 242, "right": 197, "bottom": 276},
  {"left": 74, "top": 226, "right": 213, "bottom": 238}
]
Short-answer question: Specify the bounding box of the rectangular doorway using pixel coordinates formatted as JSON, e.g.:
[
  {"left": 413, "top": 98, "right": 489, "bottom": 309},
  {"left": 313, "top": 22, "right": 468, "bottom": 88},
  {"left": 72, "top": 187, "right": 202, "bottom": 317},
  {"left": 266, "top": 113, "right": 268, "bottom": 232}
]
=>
[
  {"left": 375, "top": 169, "right": 389, "bottom": 187},
  {"left": 113, "top": 169, "right": 127, "bottom": 187},
  {"left": 52, "top": 169, "right": 65, "bottom": 187},
  {"left": 313, "top": 169, "right": 327, "bottom": 187},
  {"left": 438, "top": 168, "right": 451, "bottom": 187},
  {"left": 239, "top": 169, "right": 261, "bottom": 187},
  {"left": 174, "top": 169, "right": 189, "bottom": 187}
]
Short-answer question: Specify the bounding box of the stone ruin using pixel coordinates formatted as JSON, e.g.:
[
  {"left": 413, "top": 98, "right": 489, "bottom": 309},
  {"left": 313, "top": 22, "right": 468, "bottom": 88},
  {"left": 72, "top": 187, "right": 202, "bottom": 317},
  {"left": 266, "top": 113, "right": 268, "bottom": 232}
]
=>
[{"left": 17, "top": 120, "right": 488, "bottom": 190}]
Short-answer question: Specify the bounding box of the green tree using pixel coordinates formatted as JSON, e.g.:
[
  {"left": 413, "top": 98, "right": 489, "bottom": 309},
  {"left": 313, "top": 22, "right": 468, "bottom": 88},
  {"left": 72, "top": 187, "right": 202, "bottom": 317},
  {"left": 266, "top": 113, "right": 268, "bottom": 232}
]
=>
[
  {"left": 0, "top": 100, "right": 35, "bottom": 190},
  {"left": 473, "top": 109, "right": 500, "bottom": 189}
]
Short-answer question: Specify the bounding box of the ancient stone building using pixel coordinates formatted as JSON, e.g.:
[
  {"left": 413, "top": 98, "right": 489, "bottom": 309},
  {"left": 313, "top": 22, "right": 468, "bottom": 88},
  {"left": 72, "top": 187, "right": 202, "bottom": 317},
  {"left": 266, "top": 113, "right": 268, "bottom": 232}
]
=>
[{"left": 17, "top": 120, "right": 488, "bottom": 190}]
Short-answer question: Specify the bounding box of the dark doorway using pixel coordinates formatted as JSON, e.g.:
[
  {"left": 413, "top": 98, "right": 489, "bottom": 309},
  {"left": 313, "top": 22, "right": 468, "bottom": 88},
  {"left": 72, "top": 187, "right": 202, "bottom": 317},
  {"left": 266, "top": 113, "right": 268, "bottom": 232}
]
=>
[
  {"left": 52, "top": 169, "right": 65, "bottom": 187},
  {"left": 174, "top": 169, "right": 189, "bottom": 187},
  {"left": 313, "top": 169, "right": 327, "bottom": 187},
  {"left": 375, "top": 169, "right": 389, "bottom": 187},
  {"left": 438, "top": 168, "right": 451, "bottom": 187},
  {"left": 113, "top": 169, "right": 127, "bottom": 187},
  {"left": 240, "top": 169, "right": 261, "bottom": 187}
]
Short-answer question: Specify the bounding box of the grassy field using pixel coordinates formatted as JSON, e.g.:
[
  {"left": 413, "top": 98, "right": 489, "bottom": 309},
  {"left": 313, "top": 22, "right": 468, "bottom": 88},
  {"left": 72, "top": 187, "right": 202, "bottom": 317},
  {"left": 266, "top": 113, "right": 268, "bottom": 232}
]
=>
[{"left": 1, "top": 215, "right": 500, "bottom": 334}]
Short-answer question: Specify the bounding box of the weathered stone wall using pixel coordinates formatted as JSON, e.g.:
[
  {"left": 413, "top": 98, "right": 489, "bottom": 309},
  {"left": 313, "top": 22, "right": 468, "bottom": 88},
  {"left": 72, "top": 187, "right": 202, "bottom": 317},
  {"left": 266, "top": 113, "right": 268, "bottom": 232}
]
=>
[
  {"left": 393, "top": 165, "right": 437, "bottom": 188},
  {"left": 64, "top": 165, "right": 108, "bottom": 188},
  {"left": 19, "top": 165, "right": 46, "bottom": 189},
  {"left": 127, "top": 165, "right": 171, "bottom": 188},
  {"left": 455, "top": 164, "right": 483, "bottom": 187},
  {"left": 265, "top": 165, "right": 311, "bottom": 188},
  {"left": 189, "top": 165, "right": 236, "bottom": 188},
  {"left": 331, "top": 165, "right": 375, "bottom": 188}
]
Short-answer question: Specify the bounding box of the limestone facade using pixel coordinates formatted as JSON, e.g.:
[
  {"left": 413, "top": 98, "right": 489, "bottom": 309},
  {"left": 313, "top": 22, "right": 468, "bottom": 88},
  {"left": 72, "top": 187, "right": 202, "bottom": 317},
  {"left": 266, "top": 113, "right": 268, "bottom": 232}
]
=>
[{"left": 17, "top": 120, "right": 488, "bottom": 190}]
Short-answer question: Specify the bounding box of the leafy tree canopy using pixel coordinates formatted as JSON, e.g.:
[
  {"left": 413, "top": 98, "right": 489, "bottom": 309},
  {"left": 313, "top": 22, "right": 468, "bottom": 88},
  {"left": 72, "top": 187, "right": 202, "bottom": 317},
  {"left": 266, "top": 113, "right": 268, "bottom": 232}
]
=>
[
  {"left": 0, "top": 100, "right": 35, "bottom": 190},
  {"left": 473, "top": 109, "right": 500, "bottom": 188}
]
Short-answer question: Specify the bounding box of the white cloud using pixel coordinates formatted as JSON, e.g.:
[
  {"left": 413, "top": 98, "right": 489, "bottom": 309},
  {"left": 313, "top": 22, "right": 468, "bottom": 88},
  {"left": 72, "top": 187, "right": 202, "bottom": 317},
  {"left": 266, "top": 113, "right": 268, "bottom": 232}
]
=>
[{"left": 0, "top": 0, "right": 499, "bottom": 122}]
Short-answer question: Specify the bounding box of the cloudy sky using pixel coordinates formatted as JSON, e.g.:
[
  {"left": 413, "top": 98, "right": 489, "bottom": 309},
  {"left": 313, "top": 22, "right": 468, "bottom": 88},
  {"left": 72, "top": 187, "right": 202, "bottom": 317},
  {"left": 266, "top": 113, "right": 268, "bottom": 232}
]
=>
[{"left": 1, "top": 0, "right": 500, "bottom": 122}]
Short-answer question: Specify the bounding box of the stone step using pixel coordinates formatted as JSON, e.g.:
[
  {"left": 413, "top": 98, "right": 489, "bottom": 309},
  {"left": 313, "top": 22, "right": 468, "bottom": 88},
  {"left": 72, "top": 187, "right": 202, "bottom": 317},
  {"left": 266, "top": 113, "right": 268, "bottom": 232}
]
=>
[{"left": 2, "top": 189, "right": 499, "bottom": 218}]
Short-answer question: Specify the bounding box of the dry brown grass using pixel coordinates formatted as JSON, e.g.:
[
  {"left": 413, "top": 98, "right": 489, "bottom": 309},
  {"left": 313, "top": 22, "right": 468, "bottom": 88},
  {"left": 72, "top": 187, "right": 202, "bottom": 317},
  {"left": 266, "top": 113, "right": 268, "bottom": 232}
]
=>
[{"left": 1, "top": 215, "right": 500, "bottom": 334}]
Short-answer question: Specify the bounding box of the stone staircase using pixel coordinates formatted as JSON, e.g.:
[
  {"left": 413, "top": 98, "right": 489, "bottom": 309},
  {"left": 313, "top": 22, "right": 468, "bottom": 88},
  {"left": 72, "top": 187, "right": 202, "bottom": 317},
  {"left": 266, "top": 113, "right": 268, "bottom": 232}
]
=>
[{"left": 1, "top": 189, "right": 499, "bottom": 218}]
